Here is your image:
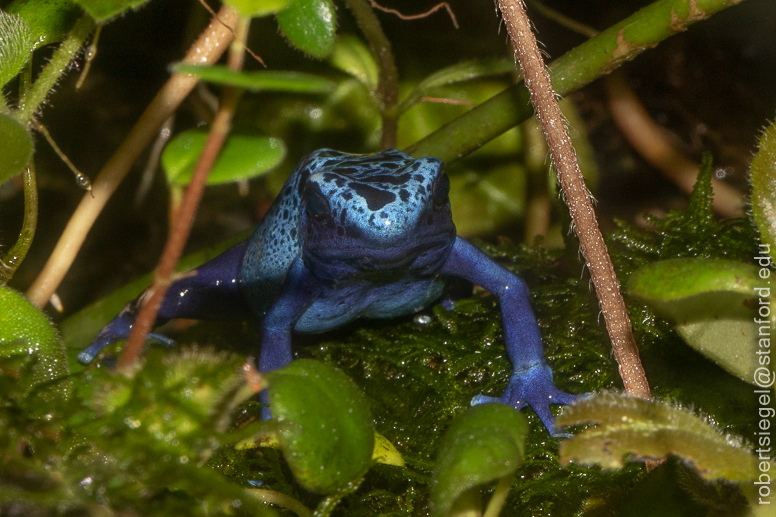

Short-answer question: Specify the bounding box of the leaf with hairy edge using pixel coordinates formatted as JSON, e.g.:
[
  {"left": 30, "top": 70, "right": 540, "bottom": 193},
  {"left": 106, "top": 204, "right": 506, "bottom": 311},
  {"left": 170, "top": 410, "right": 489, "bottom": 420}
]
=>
[
  {"left": 162, "top": 131, "right": 285, "bottom": 186},
  {"left": 430, "top": 404, "right": 527, "bottom": 517},
  {"left": 628, "top": 258, "right": 763, "bottom": 383},
  {"left": 0, "top": 113, "right": 33, "bottom": 183},
  {"left": 224, "top": 0, "right": 290, "bottom": 18},
  {"left": 751, "top": 119, "right": 776, "bottom": 263},
  {"left": 557, "top": 393, "right": 759, "bottom": 481},
  {"left": 266, "top": 359, "right": 374, "bottom": 494},
  {"left": 276, "top": 0, "right": 336, "bottom": 59},
  {"left": 6, "top": 0, "right": 82, "bottom": 49},
  {"left": 329, "top": 35, "right": 378, "bottom": 92},
  {"left": 74, "top": 0, "right": 149, "bottom": 23},
  {"left": 0, "top": 10, "right": 34, "bottom": 87}
]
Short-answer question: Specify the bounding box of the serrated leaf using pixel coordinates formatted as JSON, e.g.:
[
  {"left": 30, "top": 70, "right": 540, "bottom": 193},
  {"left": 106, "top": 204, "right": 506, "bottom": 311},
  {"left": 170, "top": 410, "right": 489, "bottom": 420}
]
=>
[
  {"left": 0, "top": 286, "right": 69, "bottom": 397},
  {"left": 557, "top": 393, "right": 759, "bottom": 481},
  {"left": 6, "top": 0, "right": 83, "bottom": 49},
  {"left": 171, "top": 64, "right": 336, "bottom": 94},
  {"left": 74, "top": 0, "right": 148, "bottom": 23},
  {"left": 162, "top": 131, "right": 285, "bottom": 186},
  {"left": 329, "top": 35, "right": 378, "bottom": 91},
  {"left": 399, "top": 59, "right": 515, "bottom": 114},
  {"left": 223, "top": 0, "right": 290, "bottom": 18},
  {"left": 276, "top": 0, "right": 336, "bottom": 59},
  {"left": 0, "top": 112, "right": 33, "bottom": 183},
  {"left": 751, "top": 119, "right": 776, "bottom": 263},
  {"left": 628, "top": 258, "right": 763, "bottom": 382},
  {"left": 430, "top": 404, "right": 527, "bottom": 517},
  {"left": 266, "top": 359, "right": 374, "bottom": 494},
  {"left": 0, "top": 10, "right": 34, "bottom": 87}
]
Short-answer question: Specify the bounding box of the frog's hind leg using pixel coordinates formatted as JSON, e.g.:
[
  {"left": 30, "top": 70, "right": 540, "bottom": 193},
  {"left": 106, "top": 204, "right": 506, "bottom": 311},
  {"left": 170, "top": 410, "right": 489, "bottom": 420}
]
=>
[{"left": 79, "top": 241, "right": 251, "bottom": 364}]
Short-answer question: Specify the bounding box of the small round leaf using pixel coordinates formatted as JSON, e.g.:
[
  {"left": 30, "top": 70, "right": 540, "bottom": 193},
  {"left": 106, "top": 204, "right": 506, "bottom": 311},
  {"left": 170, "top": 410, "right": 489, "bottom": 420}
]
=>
[
  {"left": 162, "top": 131, "right": 285, "bottom": 186},
  {"left": 276, "top": 0, "right": 336, "bottom": 59},
  {"left": 266, "top": 359, "right": 374, "bottom": 494}
]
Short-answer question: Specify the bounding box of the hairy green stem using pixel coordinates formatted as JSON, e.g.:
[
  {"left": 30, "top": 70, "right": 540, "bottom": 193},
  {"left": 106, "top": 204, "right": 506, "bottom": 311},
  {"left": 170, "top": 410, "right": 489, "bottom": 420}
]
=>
[
  {"left": 14, "top": 15, "right": 95, "bottom": 125},
  {"left": 341, "top": 0, "right": 399, "bottom": 149},
  {"left": 407, "top": 0, "right": 747, "bottom": 162},
  {"left": 0, "top": 162, "right": 38, "bottom": 284}
]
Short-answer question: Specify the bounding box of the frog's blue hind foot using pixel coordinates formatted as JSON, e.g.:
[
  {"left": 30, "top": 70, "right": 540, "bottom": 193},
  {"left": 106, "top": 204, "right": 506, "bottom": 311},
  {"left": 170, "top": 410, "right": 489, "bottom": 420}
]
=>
[{"left": 472, "top": 363, "right": 582, "bottom": 437}]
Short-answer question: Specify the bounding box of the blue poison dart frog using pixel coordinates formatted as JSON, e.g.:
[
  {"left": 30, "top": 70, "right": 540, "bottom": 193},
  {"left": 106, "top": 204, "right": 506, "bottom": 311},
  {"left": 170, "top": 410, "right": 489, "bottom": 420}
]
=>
[{"left": 80, "top": 149, "right": 580, "bottom": 435}]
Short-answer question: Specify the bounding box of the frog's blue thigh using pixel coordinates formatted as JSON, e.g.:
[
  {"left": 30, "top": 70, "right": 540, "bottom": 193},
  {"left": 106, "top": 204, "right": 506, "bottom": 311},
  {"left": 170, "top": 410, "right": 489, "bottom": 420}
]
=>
[
  {"left": 78, "top": 242, "right": 250, "bottom": 364},
  {"left": 440, "top": 237, "right": 580, "bottom": 436}
]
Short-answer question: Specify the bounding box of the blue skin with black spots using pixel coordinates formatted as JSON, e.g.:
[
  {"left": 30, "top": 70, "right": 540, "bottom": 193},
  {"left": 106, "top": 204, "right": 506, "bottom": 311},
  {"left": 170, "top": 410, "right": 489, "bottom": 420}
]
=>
[{"left": 80, "top": 149, "right": 580, "bottom": 435}]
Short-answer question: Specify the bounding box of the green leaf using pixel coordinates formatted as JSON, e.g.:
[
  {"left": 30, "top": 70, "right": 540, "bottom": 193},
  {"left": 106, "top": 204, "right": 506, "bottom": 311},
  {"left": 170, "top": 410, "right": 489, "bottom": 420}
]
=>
[
  {"left": 171, "top": 64, "right": 336, "bottom": 94},
  {"left": 162, "top": 131, "right": 286, "bottom": 186},
  {"left": 430, "top": 404, "right": 527, "bottom": 517},
  {"left": 0, "top": 112, "right": 33, "bottom": 183},
  {"left": 223, "top": 0, "right": 290, "bottom": 18},
  {"left": 751, "top": 119, "right": 776, "bottom": 263},
  {"left": 400, "top": 59, "right": 515, "bottom": 114},
  {"left": 0, "top": 286, "right": 69, "bottom": 397},
  {"left": 329, "top": 35, "right": 378, "bottom": 92},
  {"left": 557, "top": 393, "right": 759, "bottom": 481},
  {"left": 266, "top": 359, "right": 374, "bottom": 494},
  {"left": 276, "top": 0, "right": 336, "bottom": 59},
  {"left": 627, "top": 258, "right": 763, "bottom": 382},
  {"left": 74, "top": 0, "right": 148, "bottom": 23},
  {"left": 5, "top": 0, "right": 83, "bottom": 49},
  {"left": 0, "top": 10, "right": 34, "bottom": 87}
]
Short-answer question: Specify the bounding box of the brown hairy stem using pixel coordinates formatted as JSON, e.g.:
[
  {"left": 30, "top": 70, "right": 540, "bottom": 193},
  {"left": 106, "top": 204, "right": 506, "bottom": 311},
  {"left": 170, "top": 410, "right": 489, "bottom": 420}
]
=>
[
  {"left": 118, "top": 18, "right": 250, "bottom": 370},
  {"left": 497, "top": 0, "right": 651, "bottom": 399},
  {"left": 26, "top": 6, "right": 238, "bottom": 308}
]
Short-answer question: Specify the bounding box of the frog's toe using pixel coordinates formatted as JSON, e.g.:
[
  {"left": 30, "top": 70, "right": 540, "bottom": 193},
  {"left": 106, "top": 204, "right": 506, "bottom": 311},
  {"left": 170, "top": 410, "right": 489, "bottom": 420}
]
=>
[{"left": 78, "top": 334, "right": 127, "bottom": 364}]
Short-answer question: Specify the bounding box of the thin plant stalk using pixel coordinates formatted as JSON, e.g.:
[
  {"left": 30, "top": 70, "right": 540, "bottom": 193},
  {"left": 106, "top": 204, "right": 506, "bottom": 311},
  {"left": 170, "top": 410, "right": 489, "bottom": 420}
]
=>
[
  {"left": 118, "top": 17, "right": 250, "bottom": 369},
  {"left": 246, "top": 489, "right": 313, "bottom": 517},
  {"left": 341, "top": 0, "right": 399, "bottom": 149},
  {"left": 26, "top": 7, "right": 238, "bottom": 308},
  {"left": 0, "top": 162, "right": 38, "bottom": 284},
  {"left": 482, "top": 474, "right": 515, "bottom": 517},
  {"left": 496, "top": 0, "right": 651, "bottom": 399}
]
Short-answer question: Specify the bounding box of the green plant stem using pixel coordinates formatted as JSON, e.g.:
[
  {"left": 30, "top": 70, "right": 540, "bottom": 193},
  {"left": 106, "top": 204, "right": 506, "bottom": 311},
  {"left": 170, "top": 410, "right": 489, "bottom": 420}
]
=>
[
  {"left": 341, "top": 0, "right": 399, "bottom": 149},
  {"left": 406, "top": 0, "right": 747, "bottom": 162},
  {"left": 0, "top": 162, "right": 38, "bottom": 284},
  {"left": 246, "top": 489, "right": 313, "bottom": 517},
  {"left": 14, "top": 15, "right": 95, "bottom": 125},
  {"left": 313, "top": 479, "right": 363, "bottom": 517},
  {"left": 482, "top": 474, "right": 515, "bottom": 517}
]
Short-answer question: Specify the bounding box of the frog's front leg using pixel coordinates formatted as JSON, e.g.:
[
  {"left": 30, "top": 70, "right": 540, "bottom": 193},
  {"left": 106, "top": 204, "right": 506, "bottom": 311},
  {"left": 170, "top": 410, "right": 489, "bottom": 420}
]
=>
[{"left": 440, "top": 237, "right": 580, "bottom": 436}]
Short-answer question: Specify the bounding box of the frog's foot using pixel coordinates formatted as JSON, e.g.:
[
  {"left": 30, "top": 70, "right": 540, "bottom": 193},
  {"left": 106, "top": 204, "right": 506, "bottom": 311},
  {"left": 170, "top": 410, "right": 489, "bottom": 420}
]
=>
[
  {"left": 472, "top": 363, "right": 582, "bottom": 437},
  {"left": 78, "top": 328, "right": 176, "bottom": 364}
]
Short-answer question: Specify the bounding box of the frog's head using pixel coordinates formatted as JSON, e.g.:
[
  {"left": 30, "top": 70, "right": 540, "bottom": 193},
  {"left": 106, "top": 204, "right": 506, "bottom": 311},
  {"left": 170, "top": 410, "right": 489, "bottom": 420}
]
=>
[{"left": 299, "top": 149, "right": 456, "bottom": 281}]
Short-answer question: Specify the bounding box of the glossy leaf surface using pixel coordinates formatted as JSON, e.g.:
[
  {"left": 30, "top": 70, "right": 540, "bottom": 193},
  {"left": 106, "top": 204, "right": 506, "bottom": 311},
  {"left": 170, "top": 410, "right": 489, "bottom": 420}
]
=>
[
  {"left": 430, "top": 404, "right": 527, "bottom": 517},
  {"left": 224, "top": 0, "right": 290, "bottom": 18},
  {"left": 276, "top": 0, "right": 336, "bottom": 59},
  {"left": 162, "top": 131, "right": 286, "bottom": 186},
  {"left": 0, "top": 113, "right": 33, "bottom": 184},
  {"left": 74, "top": 0, "right": 149, "bottom": 22},
  {"left": 266, "top": 359, "right": 374, "bottom": 494},
  {"left": 329, "top": 35, "right": 378, "bottom": 92}
]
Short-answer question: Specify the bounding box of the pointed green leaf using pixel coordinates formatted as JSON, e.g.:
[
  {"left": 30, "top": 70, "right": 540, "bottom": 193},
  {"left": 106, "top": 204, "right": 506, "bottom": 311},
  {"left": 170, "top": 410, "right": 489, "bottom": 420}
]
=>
[
  {"left": 74, "top": 0, "right": 148, "bottom": 23},
  {"left": 0, "top": 112, "right": 33, "bottom": 183},
  {"left": 627, "top": 258, "right": 763, "bottom": 382},
  {"left": 430, "top": 404, "right": 527, "bottom": 517},
  {"left": 266, "top": 359, "right": 374, "bottom": 494},
  {"left": 0, "top": 286, "right": 69, "bottom": 397},
  {"left": 557, "top": 393, "right": 759, "bottom": 481},
  {"left": 0, "top": 10, "right": 34, "bottom": 87},
  {"left": 276, "top": 0, "right": 336, "bottom": 59},
  {"left": 5, "top": 0, "right": 83, "bottom": 49},
  {"left": 329, "top": 35, "right": 378, "bottom": 91},
  {"left": 400, "top": 59, "right": 515, "bottom": 114},
  {"left": 171, "top": 64, "right": 336, "bottom": 94},
  {"left": 751, "top": 119, "right": 776, "bottom": 263},
  {"left": 162, "top": 131, "right": 285, "bottom": 186},
  {"left": 223, "top": 0, "right": 290, "bottom": 18}
]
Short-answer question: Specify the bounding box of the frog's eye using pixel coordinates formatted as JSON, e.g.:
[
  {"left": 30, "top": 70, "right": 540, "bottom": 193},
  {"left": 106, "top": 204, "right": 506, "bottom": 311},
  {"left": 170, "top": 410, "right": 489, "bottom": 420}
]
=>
[
  {"left": 432, "top": 173, "right": 450, "bottom": 210},
  {"left": 305, "top": 185, "right": 330, "bottom": 220}
]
